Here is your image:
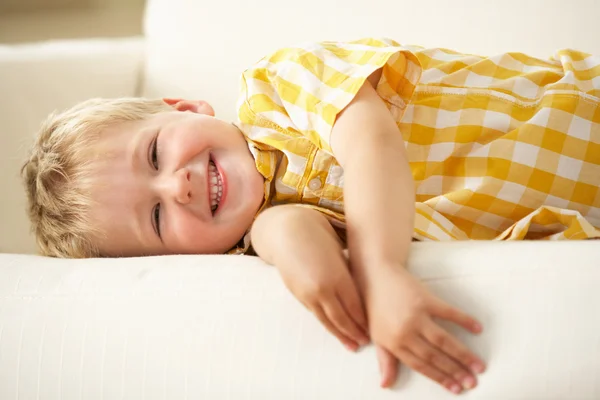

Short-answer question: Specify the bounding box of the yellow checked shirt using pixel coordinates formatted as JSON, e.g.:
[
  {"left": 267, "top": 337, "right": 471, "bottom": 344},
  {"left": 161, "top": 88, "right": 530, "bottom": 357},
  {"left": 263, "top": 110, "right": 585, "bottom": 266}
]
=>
[{"left": 233, "top": 37, "right": 600, "bottom": 253}]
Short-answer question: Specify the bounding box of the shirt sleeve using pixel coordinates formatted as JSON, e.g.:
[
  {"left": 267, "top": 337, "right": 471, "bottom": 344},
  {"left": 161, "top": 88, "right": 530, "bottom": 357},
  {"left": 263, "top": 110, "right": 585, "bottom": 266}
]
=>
[{"left": 237, "top": 37, "right": 423, "bottom": 154}]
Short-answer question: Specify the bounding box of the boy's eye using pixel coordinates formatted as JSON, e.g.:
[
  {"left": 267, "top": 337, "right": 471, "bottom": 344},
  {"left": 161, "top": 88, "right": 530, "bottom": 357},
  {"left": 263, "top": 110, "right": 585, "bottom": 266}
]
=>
[
  {"left": 152, "top": 203, "right": 161, "bottom": 238},
  {"left": 150, "top": 135, "right": 159, "bottom": 170}
]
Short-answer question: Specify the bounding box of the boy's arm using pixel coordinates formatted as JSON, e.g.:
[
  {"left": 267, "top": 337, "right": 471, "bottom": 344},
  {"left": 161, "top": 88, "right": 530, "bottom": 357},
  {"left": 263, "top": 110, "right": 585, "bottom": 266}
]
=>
[
  {"left": 329, "top": 72, "right": 486, "bottom": 392},
  {"left": 331, "top": 70, "right": 414, "bottom": 273},
  {"left": 251, "top": 205, "right": 370, "bottom": 351}
]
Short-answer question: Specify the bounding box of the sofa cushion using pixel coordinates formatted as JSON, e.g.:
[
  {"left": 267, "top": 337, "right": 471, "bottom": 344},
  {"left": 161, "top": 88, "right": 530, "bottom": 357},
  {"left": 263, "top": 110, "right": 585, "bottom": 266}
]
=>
[{"left": 1, "top": 241, "right": 600, "bottom": 399}]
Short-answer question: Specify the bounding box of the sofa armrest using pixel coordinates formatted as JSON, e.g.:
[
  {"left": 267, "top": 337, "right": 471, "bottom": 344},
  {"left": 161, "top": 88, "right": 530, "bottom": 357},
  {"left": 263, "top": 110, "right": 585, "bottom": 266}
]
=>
[
  {"left": 1, "top": 241, "right": 599, "bottom": 399},
  {"left": 0, "top": 37, "right": 145, "bottom": 254}
]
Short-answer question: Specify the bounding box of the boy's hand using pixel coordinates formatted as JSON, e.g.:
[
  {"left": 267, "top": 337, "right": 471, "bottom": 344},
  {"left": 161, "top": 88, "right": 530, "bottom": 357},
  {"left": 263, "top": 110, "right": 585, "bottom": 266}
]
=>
[
  {"left": 359, "top": 265, "right": 485, "bottom": 394},
  {"left": 251, "top": 205, "right": 371, "bottom": 352},
  {"left": 277, "top": 248, "right": 370, "bottom": 351}
]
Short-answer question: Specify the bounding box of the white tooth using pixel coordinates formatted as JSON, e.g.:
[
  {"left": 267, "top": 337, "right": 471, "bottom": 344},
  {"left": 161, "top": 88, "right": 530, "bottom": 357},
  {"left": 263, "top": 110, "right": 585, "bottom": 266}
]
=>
[
  {"left": 218, "top": 188, "right": 222, "bottom": 195},
  {"left": 211, "top": 185, "right": 218, "bottom": 194},
  {"left": 211, "top": 177, "right": 217, "bottom": 185}
]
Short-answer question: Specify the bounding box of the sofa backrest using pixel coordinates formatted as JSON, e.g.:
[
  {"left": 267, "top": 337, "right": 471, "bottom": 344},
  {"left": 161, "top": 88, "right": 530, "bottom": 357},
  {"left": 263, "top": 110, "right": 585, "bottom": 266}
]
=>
[
  {"left": 0, "top": 38, "right": 144, "bottom": 254},
  {"left": 141, "top": 0, "right": 600, "bottom": 122}
]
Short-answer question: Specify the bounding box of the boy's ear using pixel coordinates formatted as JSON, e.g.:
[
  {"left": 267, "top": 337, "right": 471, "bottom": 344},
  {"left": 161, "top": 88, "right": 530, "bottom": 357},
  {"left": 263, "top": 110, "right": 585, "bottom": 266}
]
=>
[{"left": 162, "top": 98, "right": 215, "bottom": 116}]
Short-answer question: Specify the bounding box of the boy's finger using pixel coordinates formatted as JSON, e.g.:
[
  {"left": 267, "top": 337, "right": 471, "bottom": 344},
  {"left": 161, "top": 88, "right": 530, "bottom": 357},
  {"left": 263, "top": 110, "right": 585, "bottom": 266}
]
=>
[
  {"left": 431, "top": 300, "right": 482, "bottom": 334},
  {"left": 423, "top": 322, "right": 486, "bottom": 375},
  {"left": 313, "top": 305, "right": 359, "bottom": 351},
  {"left": 410, "top": 336, "right": 476, "bottom": 390},
  {"left": 322, "top": 299, "right": 369, "bottom": 347},
  {"left": 398, "top": 348, "right": 462, "bottom": 395},
  {"left": 376, "top": 345, "right": 399, "bottom": 388},
  {"left": 336, "top": 275, "right": 369, "bottom": 334}
]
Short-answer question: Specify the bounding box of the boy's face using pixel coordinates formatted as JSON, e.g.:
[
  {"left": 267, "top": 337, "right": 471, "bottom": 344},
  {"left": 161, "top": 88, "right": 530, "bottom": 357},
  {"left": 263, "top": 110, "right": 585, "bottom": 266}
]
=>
[{"left": 89, "top": 99, "right": 265, "bottom": 256}]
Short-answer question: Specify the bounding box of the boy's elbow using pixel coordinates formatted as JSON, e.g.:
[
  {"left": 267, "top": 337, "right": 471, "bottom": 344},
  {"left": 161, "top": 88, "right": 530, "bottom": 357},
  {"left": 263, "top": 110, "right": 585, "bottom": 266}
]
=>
[
  {"left": 251, "top": 206, "right": 298, "bottom": 264},
  {"left": 253, "top": 205, "right": 329, "bottom": 234},
  {"left": 250, "top": 205, "right": 334, "bottom": 263}
]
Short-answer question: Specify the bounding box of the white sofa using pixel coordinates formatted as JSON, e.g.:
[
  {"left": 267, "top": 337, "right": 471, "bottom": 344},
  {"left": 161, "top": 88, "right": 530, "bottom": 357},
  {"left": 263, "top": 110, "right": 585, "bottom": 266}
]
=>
[{"left": 1, "top": 0, "right": 600, "bottom": 398}]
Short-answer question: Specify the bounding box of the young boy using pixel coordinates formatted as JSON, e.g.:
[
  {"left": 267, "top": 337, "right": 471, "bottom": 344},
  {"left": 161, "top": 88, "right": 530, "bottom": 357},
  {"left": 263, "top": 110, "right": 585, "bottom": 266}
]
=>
[{"left": 22, "top": 37, "right": 600, "bottom": 395}]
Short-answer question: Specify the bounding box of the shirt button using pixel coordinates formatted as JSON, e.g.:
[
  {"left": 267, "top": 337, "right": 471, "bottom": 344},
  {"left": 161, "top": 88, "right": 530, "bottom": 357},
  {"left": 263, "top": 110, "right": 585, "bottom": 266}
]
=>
[{"left": 308, "top": 178, "right": 322, "bottom": 190}]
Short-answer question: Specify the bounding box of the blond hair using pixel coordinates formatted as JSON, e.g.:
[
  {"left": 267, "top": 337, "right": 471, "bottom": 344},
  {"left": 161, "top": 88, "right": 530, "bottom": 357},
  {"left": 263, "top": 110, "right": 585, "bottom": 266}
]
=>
[{"left": 21, "top": 97, "right": 172, "bottom": 258}]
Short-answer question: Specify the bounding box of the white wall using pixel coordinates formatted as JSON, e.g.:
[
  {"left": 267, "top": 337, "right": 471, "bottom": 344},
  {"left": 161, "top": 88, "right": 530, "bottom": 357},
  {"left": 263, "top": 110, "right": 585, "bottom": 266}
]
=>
[
  {"left": 0, "top": 0, "right": 88, "bottom": 13},
  {"left": 0, "top": 0, "right": 145, "bottom": 44},
  {"left": 0, "top": 0, "right": 144, "bottom": 12}
]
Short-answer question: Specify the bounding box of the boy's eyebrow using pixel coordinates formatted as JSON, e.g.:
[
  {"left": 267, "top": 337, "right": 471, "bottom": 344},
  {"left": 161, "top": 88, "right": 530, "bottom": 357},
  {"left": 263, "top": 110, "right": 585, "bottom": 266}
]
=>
[{"left": 129, "top": 127, "right": 145, "bottom": 172}]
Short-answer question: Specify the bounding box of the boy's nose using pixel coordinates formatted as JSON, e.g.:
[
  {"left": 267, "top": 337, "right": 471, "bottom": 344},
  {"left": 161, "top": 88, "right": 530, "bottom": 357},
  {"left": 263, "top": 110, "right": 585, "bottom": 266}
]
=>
[{"left": 163, "top": 168, "right": 192, "bottom": 204}]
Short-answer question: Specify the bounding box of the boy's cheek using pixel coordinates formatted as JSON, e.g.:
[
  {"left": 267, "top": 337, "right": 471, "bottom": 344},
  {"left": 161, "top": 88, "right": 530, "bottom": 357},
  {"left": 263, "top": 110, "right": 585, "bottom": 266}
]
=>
[{"left": 167, "top": 218, "right": 220, "bottom": 252}]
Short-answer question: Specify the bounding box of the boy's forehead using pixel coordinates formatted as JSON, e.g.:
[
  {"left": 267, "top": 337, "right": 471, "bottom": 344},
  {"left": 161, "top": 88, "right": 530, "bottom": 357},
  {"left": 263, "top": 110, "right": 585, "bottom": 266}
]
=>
[
  {"left": 96, "top": 119, "right": 145, "bottom": 154},
  {"left": 103, "top": 118, "right": 140, "bottom": 138},
  {"left": 85, "top": 125, "right": 143, "bottom": 252},
  {"left": 88, "top": 192, "right": 147, "bottom": 257},
  {"left": 91, "top": 112, "right": 172, "bottom": 170}
]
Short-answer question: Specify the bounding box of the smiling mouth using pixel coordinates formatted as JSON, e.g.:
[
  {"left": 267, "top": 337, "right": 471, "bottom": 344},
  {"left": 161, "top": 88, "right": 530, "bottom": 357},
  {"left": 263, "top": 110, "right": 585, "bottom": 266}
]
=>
[{"left": 208, "top": 157, "right": 223, "bottom": 213}]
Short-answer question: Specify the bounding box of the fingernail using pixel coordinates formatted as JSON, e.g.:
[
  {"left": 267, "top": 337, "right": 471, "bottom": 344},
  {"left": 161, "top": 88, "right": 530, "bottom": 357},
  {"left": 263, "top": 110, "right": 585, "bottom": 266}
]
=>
[
  {"left": 359, "top": 337, "right": 370, "bottom": 346},
  {"left": 345, "top": 343, "right": 358, "bottom": 352},
  {"left": 471, "top": 361, "right": 485, "bottom": 374},
  {"left": 473, "top": 322, "right": 482, "bottom": 332},
  {"left": 450, "top": 383, "right": 462, "bottom": 394},
  {"left": 462, "top": 376, "right": 476, "bottom": 390}
]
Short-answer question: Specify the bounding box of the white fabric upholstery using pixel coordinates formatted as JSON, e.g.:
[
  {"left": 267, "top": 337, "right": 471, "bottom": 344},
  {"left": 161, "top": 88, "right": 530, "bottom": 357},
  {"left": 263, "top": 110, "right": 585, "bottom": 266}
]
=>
[
  {"left": 142, "top": 0, "right": 600, "bottom": 121},
  {"left": 1, "top": 242, "right": 600, "bottom": 399}
]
